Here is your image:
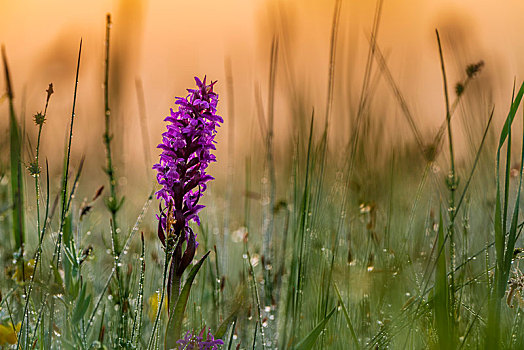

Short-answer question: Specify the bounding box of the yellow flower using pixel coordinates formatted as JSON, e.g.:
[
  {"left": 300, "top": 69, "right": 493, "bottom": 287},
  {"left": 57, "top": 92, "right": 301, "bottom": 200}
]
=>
[
  {"left": 0, "top": 322, "right": 21, "bottom": 345},
  {"left": 148, "top": 291, "right": 166, "bottom": 321},
  {"left": 12, "top": 259, "right": 35, "bottom": 283}
]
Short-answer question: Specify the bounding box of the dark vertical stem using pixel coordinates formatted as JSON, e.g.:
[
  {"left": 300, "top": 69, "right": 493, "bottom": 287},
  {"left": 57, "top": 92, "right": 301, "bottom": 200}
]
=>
[{"left": 103, "top": 14, "right": 120, "bottom": 251}]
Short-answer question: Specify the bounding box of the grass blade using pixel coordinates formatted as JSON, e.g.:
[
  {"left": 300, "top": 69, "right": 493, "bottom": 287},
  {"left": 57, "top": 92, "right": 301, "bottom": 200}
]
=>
[
  {"left": 1, "top": 45, "right": 25, "bottom": 251},
  {"left": 292, "top": 306, "right": 336, "bottom": 350},
  {"left": 333, "top": 283, "right": 359, "bottom": 349}
]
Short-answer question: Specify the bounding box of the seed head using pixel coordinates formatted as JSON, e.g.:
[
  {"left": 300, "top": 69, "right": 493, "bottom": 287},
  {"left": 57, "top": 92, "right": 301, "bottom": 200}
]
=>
[
  {"left": 455, "top": 82, "right": 464, "bottom": 97},
  {"left": 466, "top": 60, "right": 484, "bottom": 79},
  {"left": 33, "top": 112, "right": 45, "bottom": 126},
  {"left": 27, "top": 160, "right": 40, "bottom": 177}
]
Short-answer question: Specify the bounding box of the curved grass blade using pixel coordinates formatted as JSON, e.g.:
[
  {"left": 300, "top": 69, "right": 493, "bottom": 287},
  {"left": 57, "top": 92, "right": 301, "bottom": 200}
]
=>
[
  {"left": 292, "top": 306, "right": 336, "bottom": 350},
  {"left": 215, "top": 310, "right": 238, "bottom": 340}
]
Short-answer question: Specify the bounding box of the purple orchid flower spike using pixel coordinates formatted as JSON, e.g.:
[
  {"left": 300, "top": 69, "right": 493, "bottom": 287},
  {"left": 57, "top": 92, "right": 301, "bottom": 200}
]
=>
[{"left": 153, "top": 76, "right": 222, "bottom": 308}]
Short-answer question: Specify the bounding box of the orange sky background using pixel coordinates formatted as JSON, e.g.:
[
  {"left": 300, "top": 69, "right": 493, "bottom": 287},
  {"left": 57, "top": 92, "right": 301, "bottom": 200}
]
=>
[{"left": 2, "top": 0, "right": 524, "bottom": 177}]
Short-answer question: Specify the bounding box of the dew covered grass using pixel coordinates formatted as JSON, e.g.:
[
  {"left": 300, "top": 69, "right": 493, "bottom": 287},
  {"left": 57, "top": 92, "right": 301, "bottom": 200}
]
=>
[{"left": 1, "top": 1, "right": 524, "bottom": 349}]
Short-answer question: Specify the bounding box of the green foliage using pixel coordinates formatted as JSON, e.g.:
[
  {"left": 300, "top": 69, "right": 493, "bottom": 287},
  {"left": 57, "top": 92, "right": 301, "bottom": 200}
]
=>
[
  {"left": 486, "top": 81, "right": 524, "bottom": 348},
  {"left": 165, "top": 251, "right": 210, "bottom": 349},
  {"left": 293, "top": 307, "right": 336, "bottom": 350}
]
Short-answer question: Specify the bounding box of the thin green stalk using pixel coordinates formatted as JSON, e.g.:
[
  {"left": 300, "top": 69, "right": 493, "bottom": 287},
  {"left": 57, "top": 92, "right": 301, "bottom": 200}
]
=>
[
  {"left": 132, "top": 232, "right": 146, "bottom": 347},
  {"left": 291, "top": 114, "right": 314, "bottom": 344},
  {"left": 316, "top": 1, "right": 342, "bottom": 325},
  {"left": 54, "top": 39, "right": 82, "bottom": 269},
  {"left": 103, "top": 13, "right": 121, "bottom": 251},
  {"left": 34, "top": 84, "right": 53, "bottom": 242},
  {"left": 147, "top": 253, "right": 170, "bottom": 350},
  {"left": 17, "top": 160, "right": 50, "bottom": 350},
  {"left": 262, "top": 35, "right": 278, "bottom": 305},
  {"left": 246, "top": 251, "right": 266, "bottom": 350},
  {"left": 227, "top": 318, "right": 237, "bottom": 350},
  {"left": 436, "top": 30, "right": 458, "bottom": 333}
]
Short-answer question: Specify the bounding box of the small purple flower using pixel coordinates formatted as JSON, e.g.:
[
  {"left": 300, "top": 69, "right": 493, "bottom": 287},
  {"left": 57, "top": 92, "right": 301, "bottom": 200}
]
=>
[
  {"left": 175, "top": 328, "right": 224, "bottom": 350},
  {"left": 154, "top": 76, "right": 222, "bottom": 307}
]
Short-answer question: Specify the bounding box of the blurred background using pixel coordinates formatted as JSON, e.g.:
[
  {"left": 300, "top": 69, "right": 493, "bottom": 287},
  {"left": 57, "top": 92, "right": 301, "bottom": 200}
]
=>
[{"left": 2, "top": 0, "right": 524, "bottom": 219}]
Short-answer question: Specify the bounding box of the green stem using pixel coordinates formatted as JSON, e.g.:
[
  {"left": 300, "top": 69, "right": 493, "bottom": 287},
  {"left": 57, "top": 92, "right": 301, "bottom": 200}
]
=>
[
  {"left": 436, "top": 29, "right": 457, "bottom": 320},
  {"left": 103, "top": 14, "right": 119, "bottom": 247}
]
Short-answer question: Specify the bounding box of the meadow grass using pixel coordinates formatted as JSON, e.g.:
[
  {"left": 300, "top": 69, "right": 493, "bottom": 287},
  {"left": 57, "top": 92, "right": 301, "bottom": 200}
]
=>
[{"left": 2, "top": 4, "right": 524, "bottom": 350}]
